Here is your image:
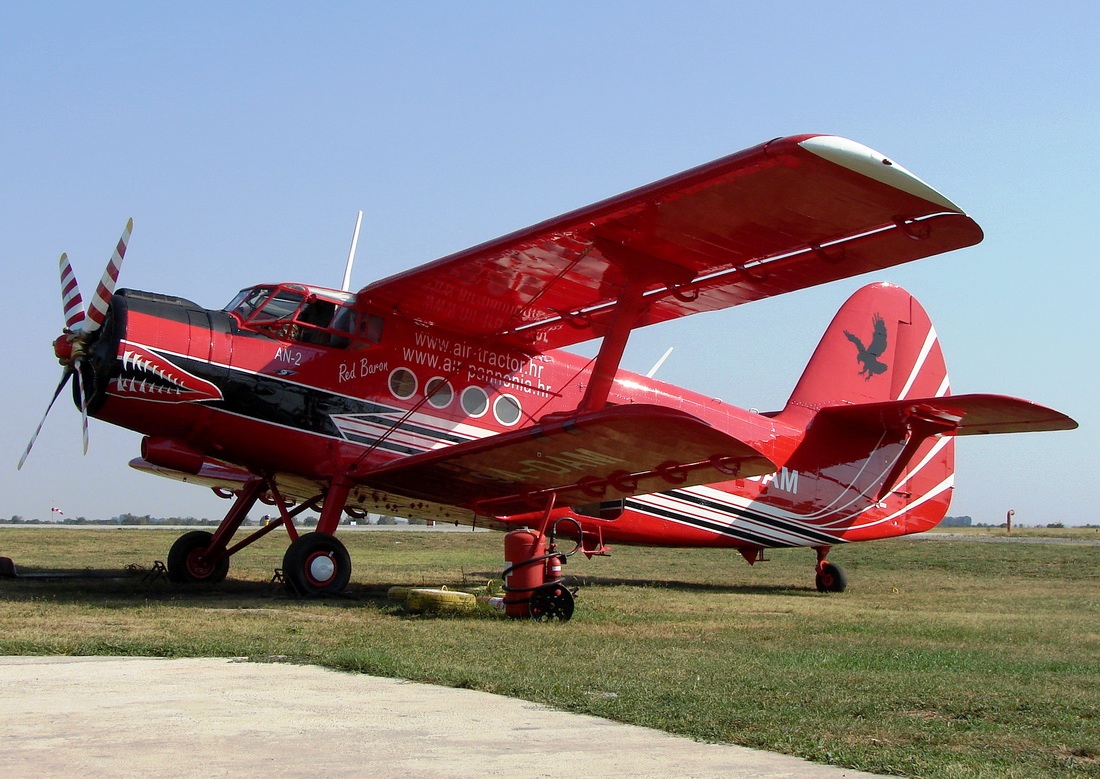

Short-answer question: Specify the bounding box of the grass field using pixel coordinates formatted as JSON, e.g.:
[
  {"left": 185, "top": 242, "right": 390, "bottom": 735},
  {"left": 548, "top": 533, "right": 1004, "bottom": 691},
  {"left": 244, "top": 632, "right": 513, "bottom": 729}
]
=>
[{"left": 1, "top": 526, "right": 1097, "bottom": 778}]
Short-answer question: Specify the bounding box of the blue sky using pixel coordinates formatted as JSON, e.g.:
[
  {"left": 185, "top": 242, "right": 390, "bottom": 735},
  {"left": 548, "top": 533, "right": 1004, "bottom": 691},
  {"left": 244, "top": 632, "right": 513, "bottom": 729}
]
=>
[{"left": 2, "top": 2, "right": 1096, "bottom": 526}]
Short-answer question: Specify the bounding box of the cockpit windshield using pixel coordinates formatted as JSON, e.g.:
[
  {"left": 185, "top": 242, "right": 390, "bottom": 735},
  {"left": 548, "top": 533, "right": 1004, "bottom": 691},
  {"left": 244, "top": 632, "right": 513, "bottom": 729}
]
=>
[
  {"left": 224, "top": 284, "right": 382, "bottom": 349},
  {"left": 226, "top": 287, "right": 305, "bottom": 323}
]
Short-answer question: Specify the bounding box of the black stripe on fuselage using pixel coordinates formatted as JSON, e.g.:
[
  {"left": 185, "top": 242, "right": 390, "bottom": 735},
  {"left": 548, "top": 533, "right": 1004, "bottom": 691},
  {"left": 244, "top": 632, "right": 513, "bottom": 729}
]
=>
[
  {"left": 624, "top": 498, "right": 795, "bottom": 547},
  {"left": 144, "top": 350, "right": 439, "bottom": 450},
  {"left": 626, "top": 490, "right": 844, "bottom": 548},
  {"left": 666, "top": 490, "right": 845, "bottom": 546},
  {"left": 353, "top": 415, "right": 470, "bottom": 446}
]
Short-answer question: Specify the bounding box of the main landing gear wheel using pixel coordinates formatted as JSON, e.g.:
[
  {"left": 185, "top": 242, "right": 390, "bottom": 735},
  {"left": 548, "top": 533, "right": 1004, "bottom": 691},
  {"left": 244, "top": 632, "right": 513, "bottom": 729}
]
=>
[
  {"left": 282, "top": 532, "right": 351, "bottom": 597},
  {"left": 167, "top": 530, "right": 229, "bottom": 584},
  {"left": 529, "top": 584, "right": 575, "bottom": 622},
  {"left": 815, "top": 561, "right": 848, "bottom": 593}
]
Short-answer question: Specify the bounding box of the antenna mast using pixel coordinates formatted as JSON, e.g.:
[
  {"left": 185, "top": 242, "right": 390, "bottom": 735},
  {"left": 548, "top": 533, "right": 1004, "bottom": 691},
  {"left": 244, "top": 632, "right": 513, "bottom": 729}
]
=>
[
  {"left": 645, "top": 347, "right": 674, "bottom": 378},
  {"left": 341, "top": 210, "right": 364, "bottom": 292}
]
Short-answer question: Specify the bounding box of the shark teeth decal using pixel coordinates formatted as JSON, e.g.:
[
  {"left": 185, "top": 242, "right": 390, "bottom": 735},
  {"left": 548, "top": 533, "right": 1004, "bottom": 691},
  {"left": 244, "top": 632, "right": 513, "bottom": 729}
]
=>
[{"left": 108, "top": 342, "right": 223, "bottom": 404}]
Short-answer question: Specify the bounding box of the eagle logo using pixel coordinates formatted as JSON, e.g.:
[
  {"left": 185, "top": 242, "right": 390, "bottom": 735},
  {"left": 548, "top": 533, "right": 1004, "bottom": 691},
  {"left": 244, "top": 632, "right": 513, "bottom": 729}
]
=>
[{"left": 843, "top": 314, "right": 888, "bottom": 379}]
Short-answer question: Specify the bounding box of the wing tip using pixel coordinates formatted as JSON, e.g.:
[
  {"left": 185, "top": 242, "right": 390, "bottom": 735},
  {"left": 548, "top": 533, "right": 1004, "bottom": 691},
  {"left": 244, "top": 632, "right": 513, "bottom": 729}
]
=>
[{"left": 797, "top": 135, "right": 965, "bottom": 213}]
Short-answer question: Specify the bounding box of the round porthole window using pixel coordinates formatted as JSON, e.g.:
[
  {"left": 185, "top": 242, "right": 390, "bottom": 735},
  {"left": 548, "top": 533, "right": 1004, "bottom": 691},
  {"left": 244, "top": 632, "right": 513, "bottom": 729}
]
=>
[
  {"left": 493, "top": 394, "right": 522, "bottom": 426},
  {"left": 388, "top": 367, "right": 417, "bottom": 400},
  {"left": 460, "top": 386, "right": 489, "bottom": 417},
  {"left": 425, "top": 377, "right": 453, "bottom": 409}
]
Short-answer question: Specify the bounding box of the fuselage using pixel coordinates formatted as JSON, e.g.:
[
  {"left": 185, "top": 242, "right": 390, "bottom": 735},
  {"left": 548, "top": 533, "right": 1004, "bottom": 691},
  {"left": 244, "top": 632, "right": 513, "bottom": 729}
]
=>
[{"left": 83, "top": 282, "right": 953, "bottom": 555}]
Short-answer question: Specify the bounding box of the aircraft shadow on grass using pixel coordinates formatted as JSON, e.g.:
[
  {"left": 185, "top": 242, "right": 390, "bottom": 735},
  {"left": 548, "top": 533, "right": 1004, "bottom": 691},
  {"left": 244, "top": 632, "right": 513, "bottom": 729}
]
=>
[{"left": 1, "top": 567, "right": 815, "bottom": 605}]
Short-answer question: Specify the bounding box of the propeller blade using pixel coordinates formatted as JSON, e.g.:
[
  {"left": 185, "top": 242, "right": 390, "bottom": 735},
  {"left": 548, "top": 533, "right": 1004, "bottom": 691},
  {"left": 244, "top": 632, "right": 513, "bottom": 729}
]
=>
[
  {"left": 74, "top": 359, "right": 90, "bottom": 454},
  {"left": 59, "top": 252, "right": 85, "bottom": 331},
  {"left": 82, "top": 217, "right": 133, "bottom": 334},
  {"left": 17, "top": 369, "right": 74, "bottom": 470}
]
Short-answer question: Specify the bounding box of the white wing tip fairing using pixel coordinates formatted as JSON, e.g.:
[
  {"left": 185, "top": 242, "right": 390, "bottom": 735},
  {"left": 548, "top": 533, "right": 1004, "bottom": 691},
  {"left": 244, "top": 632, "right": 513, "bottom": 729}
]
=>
[{"left": 798, "top": 135, "right": 964, "bottom": 213}]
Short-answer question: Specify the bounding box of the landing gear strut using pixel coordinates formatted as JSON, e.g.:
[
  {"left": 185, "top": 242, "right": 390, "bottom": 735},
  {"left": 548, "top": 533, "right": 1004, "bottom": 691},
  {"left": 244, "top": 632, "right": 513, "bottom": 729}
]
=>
[
  {"left": 814, "top": 546, "right": 848, "bottom": 593},
  {"left": 164, "top": 475, "right": 351, "bottom": 597},
  {"left": 166, "top": 477, "right": 267, "bottom": 584}
]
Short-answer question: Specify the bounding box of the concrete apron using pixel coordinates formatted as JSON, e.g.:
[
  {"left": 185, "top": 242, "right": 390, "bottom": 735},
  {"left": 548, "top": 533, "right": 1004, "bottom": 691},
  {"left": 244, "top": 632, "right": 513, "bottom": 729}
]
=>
[{"left": 1, "top": 656, "right": 888, "bottom": 778}]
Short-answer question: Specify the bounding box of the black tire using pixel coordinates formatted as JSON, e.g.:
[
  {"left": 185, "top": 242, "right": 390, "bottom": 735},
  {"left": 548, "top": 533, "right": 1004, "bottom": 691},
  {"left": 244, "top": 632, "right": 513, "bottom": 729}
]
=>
[
  {"left": 167, "top": 530, "right": 229, "bottom": 584},
  {"left": 282, "top": 532, "right": 351, "bottom": 596},
  {"left": 529, "top": 584, "right": 575, "bottom": 622},
  {"left": 815, "top": 561, "right": 848, "bottom": 593}
]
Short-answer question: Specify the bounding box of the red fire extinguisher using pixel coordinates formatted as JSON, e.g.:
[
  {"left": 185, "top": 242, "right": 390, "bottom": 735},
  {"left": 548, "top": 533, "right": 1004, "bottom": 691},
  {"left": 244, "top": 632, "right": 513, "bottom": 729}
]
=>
[
  {"left": 545, "top": 543, "right": 563, "bottom": 583},
  {"left": 503, "top": 528, "right": 546, "bottom": 618}
]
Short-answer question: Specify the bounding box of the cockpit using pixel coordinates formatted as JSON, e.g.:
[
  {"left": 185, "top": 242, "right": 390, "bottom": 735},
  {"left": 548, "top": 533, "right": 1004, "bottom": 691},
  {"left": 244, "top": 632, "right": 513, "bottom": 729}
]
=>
[{"left": 224, "top": 284, "right": 382, "bottom": 348}]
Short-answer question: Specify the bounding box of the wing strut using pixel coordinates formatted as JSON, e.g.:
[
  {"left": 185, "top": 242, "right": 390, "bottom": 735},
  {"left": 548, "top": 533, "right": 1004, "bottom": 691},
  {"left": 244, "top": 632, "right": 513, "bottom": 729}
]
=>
[
  {"left": 575, "top": 238, "right": 693, "bottom": 412},
  {"left": 578, "top": 273, "right": 649, "bottom": 412}
]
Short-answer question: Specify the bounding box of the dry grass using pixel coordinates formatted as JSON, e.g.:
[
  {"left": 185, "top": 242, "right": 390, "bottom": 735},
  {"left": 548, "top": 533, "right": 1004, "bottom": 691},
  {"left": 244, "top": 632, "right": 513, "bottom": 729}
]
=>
[{"left": 1, "top": 526, "right": 1098, "bottom": 778}]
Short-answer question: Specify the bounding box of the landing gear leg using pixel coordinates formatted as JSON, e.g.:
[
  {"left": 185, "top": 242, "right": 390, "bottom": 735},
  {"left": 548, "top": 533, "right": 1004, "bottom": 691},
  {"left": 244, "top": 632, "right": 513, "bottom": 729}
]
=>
[{"left": 813, "top": 546, "right": 848, "bottom": 593}]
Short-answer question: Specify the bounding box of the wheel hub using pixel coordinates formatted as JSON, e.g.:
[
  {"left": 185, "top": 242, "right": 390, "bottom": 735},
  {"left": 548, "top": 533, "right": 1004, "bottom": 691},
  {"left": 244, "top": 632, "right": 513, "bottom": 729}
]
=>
[
  {"left": 187, "top": 548, "right": 215, "bottom": 578},
  {"left": 307, "top": 553, "right": 335, "bottom": 584}
]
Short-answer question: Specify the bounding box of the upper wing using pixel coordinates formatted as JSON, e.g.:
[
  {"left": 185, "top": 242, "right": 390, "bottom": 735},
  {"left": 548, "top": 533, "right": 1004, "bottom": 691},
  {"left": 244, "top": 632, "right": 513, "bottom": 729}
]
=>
[
  {"left": 353, "top": 404, "right": 777, "bottom": 516},
  {"left": 360, "top": 134, "right": 983, "bottom": 351}
]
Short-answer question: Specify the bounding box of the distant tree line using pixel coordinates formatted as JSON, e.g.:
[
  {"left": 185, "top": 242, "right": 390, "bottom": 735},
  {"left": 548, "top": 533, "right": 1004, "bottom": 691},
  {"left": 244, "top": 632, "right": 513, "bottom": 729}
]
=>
[
  {"left": 939, "top": 515, "right": 1086, "bottom": 529},
  {"left": 3, "top": 514, "right": 225, "bottom": 526},
  {"left": 374, "top": 515, "right": 430, "bottom": 525},
  {"left": 3, "top": 512, "right": 432, "bottom": 526}
]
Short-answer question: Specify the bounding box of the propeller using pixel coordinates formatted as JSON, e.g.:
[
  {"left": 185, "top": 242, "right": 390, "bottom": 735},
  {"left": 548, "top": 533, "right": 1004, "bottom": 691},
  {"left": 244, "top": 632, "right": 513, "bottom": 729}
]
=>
[{"left": 17, "top": 219, "right": 133, "bottom": 469}]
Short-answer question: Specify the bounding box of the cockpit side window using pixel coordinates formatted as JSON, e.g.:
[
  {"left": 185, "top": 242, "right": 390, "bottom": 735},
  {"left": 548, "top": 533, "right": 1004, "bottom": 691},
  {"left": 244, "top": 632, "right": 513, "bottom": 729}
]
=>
[
  {"left": 364, "top": 313, "right": 384, "bottom": 343},
  {"left": 329, "top": 305, "right": 356, "bottom": 347}
]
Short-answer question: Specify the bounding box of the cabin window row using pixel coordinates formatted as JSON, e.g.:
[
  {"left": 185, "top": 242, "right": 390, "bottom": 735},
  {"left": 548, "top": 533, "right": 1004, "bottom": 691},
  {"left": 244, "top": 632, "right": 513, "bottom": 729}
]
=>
[{"left": 388, "top": 367, "right": 522, "bottom": 426}]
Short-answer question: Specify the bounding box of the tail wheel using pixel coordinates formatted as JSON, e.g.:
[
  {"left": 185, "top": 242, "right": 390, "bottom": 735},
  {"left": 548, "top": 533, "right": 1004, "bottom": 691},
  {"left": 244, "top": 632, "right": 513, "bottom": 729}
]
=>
[
  {"left": 529, "top": 584, "right": 575, "bottom": 622},
  {"left": 815, "top": 561, "right": 848, "bottom": 593},
  {"left": 283, "top": 532, "right": 351, "bottom": 597},
  {"left": 167, "top": 530, "right": 229, "bottom": 584}
]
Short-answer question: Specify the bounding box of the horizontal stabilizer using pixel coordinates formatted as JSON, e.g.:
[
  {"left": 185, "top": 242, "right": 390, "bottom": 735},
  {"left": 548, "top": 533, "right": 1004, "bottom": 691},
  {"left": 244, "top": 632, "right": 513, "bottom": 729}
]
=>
[
  {"left": 356, "top": 405, "right": 777, "bottom": 516},
  {"left": 819, "top": 393, "right": 1077, "bottom": 436}
]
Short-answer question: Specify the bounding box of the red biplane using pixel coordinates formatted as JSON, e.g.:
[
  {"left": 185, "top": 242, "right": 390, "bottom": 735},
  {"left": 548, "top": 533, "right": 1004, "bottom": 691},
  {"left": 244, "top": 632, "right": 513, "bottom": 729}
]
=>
[{"left": 20, "top": 134, "right": 1076, "bottom": 620}]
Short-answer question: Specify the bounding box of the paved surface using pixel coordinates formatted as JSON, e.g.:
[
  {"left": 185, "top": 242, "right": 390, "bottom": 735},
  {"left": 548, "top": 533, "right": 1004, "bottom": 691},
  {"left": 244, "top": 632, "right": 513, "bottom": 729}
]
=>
[{"left": 1, "top": 656, "right": 888, "bottom": 778}]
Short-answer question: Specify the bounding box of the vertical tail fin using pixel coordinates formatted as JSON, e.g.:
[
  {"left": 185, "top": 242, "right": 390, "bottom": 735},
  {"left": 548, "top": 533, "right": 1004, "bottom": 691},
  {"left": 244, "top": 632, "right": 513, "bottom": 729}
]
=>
[
  {"left": 776, "top": 283, "right": 955, "bottom": 535},
  {"left": 782, "top": 282, "right": 949, "bottom": 415},
  {"left": 765, "top": 283, "right": 1072, "bottom": 538}
]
